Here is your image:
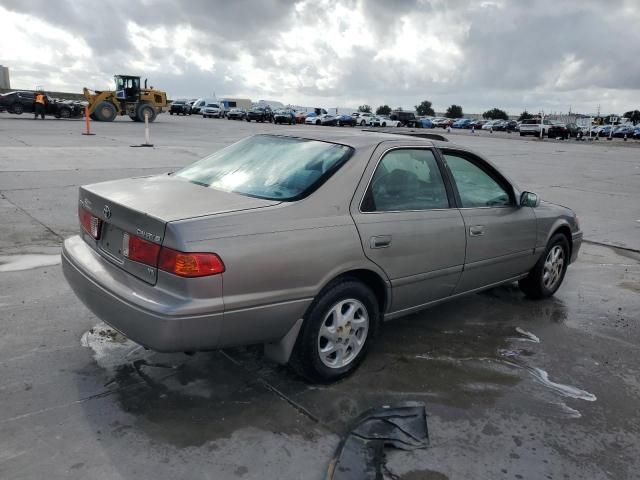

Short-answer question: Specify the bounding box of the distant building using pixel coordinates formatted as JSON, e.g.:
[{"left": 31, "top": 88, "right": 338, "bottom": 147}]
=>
[{"left": 0, "top": 65, "right": 10, "bottom": 89}]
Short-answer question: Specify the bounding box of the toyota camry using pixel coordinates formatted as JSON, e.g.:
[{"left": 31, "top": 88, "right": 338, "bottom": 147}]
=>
[{"left": 62, "top": 132, "right": 582, "bottom": 382}]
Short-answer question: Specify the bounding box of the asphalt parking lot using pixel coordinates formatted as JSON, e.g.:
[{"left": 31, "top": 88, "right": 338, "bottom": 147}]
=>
[{"left": 1, "top": 114, "right": 639, "bottom": 479}]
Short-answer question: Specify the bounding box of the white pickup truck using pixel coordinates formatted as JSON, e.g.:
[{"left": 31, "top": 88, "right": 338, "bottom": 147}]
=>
[{"left": 520, "top": 119, "right": 553, "bottom": 136}]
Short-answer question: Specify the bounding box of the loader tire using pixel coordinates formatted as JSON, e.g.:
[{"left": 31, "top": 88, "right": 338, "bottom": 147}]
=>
[
  {"left": 94, "top": 101, "right": 117, "bottom": 122},
  {"left": 136, "top": 104, "right": 157, "bottom": 123}
]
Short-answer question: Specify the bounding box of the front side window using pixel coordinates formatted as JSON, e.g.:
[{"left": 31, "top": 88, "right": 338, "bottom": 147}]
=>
[
  {"left": 362, "top": 149, "right": 449, "bottom": 212},
  {"left": 443, "top": 152, "right": 512, "bottom": 208},
  {"left": 176, "top": 135, "right": 353, "bottom": 201}
]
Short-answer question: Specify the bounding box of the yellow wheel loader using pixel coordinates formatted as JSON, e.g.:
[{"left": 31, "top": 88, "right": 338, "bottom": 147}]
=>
[{"left": 83, "top": 75, "right": 167, "bottom": 122}]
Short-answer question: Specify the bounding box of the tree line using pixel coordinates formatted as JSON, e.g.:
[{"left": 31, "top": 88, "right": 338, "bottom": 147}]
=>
[{"left": 356, "top": 102, "right": 640, "bottom": 124}]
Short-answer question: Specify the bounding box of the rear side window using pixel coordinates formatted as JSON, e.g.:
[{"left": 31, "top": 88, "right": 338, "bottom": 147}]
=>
[
  {"left": 176, "top": 135, "right": 353, "bottom": 201},
  {"left": 362, "top": 149, "right": 449, "bottom": 212}
]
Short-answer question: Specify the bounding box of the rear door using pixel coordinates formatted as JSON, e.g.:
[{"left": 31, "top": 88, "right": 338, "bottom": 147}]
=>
[
  {"left": 439, "top": 149, "right": 537, "bottom": 293},
  {"left": 351, "top": 145, "right": 466, "bottom": 314}
]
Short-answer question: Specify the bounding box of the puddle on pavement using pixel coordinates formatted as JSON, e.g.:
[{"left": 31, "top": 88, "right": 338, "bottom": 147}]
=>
[
  {"left": 0, "top": 253, "right": 61, "bottom": 272},
  {"left": 79, "top": 282, "right": 595, "bottom": 444},
  {"left": 81, "top": 322, "right": 322, "bottom": 447}
]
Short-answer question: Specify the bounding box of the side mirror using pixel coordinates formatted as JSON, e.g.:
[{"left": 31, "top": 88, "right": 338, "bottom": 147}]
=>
[{"left": 520, "top": 191, "right": 540, "bottom": 208}]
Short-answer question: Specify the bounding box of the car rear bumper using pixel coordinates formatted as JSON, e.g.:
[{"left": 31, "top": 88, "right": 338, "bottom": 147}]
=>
[{"left": 62, "top": 235, "right": 224, "bottom": 352}]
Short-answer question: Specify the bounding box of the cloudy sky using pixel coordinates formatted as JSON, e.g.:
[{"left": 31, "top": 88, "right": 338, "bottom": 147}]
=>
[{"left": 1, "top": 0, "right": 638, "bottom": 115}]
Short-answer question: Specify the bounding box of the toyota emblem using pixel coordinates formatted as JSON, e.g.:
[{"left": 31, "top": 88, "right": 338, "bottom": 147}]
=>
[{"left": 103, "top": 205, "right": 112, "bottom": 219}]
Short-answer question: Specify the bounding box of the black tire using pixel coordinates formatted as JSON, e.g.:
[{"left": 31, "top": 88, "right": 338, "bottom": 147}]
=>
[
  {"left": 316, "top": 120, "right": 321, "bottom": 126},
  {"left": 520, "top": 132, "right": 525, "bottom": 136},
  {"left": 289, "top": 279, "right": 380, "bottom": 382},
  {"left": 58, "top": 107, "right": 71, "bottom": 119},
  {"left": 94, "top": 101, "right": 117, "bottom": 122},
  {"left": 169, "top": 112, "right": 173, "bottom": 115},
  {"left": 518, "top": 233, "right": 570, "bottom": 299},
  {"left": 360, "top": 120, "right": 366, "bottom": 126},
  {"left": 136, "top": 103, "right": 156, "bottom": 122},
  {"left": 12, "top": 104, "right": 24, "bottom": 115}
]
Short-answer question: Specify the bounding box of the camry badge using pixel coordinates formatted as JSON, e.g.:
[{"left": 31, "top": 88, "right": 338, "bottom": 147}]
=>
[{"left": 103, "top": 205, "right": 112, "bottom": 219}]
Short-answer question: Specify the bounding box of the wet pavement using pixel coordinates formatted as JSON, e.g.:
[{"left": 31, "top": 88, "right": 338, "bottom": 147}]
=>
[{"left": 1, "top": 114, "right": 639, "bottom": 479}]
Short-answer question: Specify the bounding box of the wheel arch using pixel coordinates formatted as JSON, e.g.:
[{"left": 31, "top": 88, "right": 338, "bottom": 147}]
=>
[
  {"left": 551, "top": 224, "right": 573, "bottom": 257},
  {"left": 317, "top": 268, "right": 390, "bottom": 316},
  {"left": 264, "top": 266, "right": 390, "bottom": 366}
]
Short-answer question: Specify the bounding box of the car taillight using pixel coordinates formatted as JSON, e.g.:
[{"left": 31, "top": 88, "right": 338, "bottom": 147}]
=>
[
  {"left": 122, "top": 232, "right": 161, "bottom": 266},
  {"left": 121, "top": 231, "right": 224, "bottom": 277},
  {"left": 79, "top": 206, "right": 102, "bottom": 239},
  {"left": 158, "top": 247, "right": 225, "bottom": 277}
]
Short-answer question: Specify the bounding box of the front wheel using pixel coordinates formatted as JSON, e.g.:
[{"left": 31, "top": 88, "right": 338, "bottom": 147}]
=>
[
  {"left": 519, "top": 233, "right": 570, "bottom": 299},
  {"left": 289, "top": 280, "right": 379, "bottom": 382}
]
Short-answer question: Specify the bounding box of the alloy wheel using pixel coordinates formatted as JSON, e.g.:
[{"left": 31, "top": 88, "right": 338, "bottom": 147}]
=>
[
  {"left": 543, "top": 245, "right": 565, "bottom": 290},
  {"left": 317, "top": 299, "right": 369, "bottom": 369}
]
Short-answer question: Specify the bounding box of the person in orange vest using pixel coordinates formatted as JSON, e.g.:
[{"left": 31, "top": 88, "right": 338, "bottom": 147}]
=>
[{"left": 34, "top": 91, "right": 46, "bottom": 120}]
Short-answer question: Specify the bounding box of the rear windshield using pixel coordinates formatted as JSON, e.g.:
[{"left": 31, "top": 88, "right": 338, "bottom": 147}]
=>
[{"left": 175, "top": 135, "right": 354, "bottom": 201}]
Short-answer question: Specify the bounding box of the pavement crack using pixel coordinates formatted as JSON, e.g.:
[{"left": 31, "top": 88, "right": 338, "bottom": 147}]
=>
[
  {"left": 0, "top": 191, "right": 64, "bottom": 242},
  {"left": 220, "top": 350, "right": 323, "bottom": 425}
]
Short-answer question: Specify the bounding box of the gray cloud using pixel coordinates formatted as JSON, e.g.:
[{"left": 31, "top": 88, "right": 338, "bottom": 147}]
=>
[{"left": 1, "top": 0, "right": 638, "bottom": 114}]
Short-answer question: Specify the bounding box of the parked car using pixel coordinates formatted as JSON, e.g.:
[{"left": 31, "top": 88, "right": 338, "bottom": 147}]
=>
[
  {"left": 432, "top": 117, "right": 450, "bottom": 128},
  {"left": 612, "top": 125, "right": 635, "bottom": 138},
  {"left": 352, "top": 112, "right": 375, "bottom": 126},
  {"left": 563, "top": 123, "right": 580, "bottom": 137},
  {"left": 336, "top": 114, "right": 356, "bottom": 127},
  {"left": 0, "top": 91, "right": 84, "bottom": 118},
  {"left": 190, "top": 98, "right": 211, "bottom": 115},
  {"left": 246, "top": 107, "right": 273, "bottom": 122},
  {"left": 452, "top": 119, "right": 472, "bottom": 129},
  {"left": 295, "top": 111, "right": 309, "bottom": 124},
  {"left": 369, "top": 116, "right": 400, "bottom": 127},
  {"left": 169, "top": 99, "right": 191, "bottom": 116},
  {"left": 274, "top": 109, "right": 296, "bottom": 125},
  {"left": 416, "top": 117, "right": 434, "bottom": 128},
  {"left": 202, "top": 102, "right": 223, "bottom": 118},
  {"left": 306, "top": 114, "right": 337, "bottom": 126},
  {"left": 62, "top": 132, "right": 582, "bottom": 382},
  {"left": 226, "top": 108, "right": 246, "bottom": 120},
  {"left": 469, "top": 120, "right": 487, "bottom": 129},
  {"left": 519, "top": 119, "right": 553, "bottom": 136},
  {"left": 389, "top": 111, "right": 417, "bottom": 127},
  {"left": 493, "top": 120, "right": 518, "bottom": 132},
  {"left": 481, "top": 120, "right": 497, "bottom": 130},
  {"left": 547, "top": 122, "right": 569, "bottom": 140},
  {"left": 596, "top": 125, "right": 614, "bottom": 137},
  {"left": 633, "top": 126, "right": 640, "bottom": 139}
]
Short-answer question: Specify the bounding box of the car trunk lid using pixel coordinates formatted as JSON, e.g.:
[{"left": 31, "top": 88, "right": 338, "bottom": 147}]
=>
[{"left": 79, "top": 175, "right": 279, "bottom": 284}]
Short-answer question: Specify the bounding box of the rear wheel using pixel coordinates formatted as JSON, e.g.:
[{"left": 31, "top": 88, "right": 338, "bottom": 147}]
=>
[
  {"left": 360, "top": 120, "right": 366, "bottom": 126},
  {"left": 519, "top": 233, "right": 570, "bottom": 299},
  {"left": 58, "top": 107, "right": 71, "bottom": 119},
  {"left": 94, "top": 101, "right": 117, "bottom": 122},
  {"left": 12, "top": 104, "right": 24, "bottom": 115},
  {"left": 136, "top": 103, "right": 156, "bottom": 122},
  {"left": 289, "top": 280, "right": 379, "bottom": 382}
]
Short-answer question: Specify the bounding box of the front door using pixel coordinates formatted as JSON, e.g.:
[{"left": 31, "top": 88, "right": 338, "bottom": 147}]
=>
[
  {"left": 440, "top": 149, "right": 537, "bottom": 293},
  {"left": 351, "top": 147, "right": 466, "bottom": 315}
]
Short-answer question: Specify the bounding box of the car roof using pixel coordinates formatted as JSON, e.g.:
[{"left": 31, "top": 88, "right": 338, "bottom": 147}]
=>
[{"left": 261, "top": 129, "right": 462, "bottom": 150}]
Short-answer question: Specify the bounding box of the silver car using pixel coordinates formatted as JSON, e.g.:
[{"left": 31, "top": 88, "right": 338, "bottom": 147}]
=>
[{"left": 62, "top": 132, "right": 582, "bottom": 381}]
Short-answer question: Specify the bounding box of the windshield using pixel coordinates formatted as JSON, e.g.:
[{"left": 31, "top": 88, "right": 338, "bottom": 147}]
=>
[{"left": 175, "top": 135, "right": 354, "bottom": 201}]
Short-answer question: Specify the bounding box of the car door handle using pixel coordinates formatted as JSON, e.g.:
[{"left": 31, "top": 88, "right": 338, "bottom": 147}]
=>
[
  {"left": 469, "top": 225, "right": 485, "bottom": 237},
  {"left": 370, "top": 235, "right": 392, "bottom": 249}
]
